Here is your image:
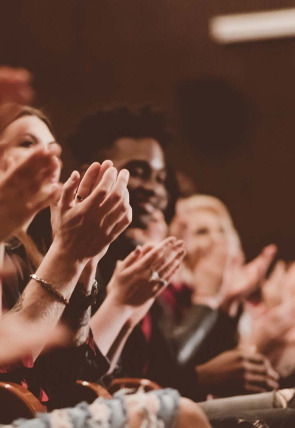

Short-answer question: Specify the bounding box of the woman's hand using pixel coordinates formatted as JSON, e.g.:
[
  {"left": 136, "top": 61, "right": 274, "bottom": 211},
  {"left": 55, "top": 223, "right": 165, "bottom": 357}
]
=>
[
  {"left": 52, "top": 161, "right": 132, "bottom": 264},
  {"left": 219, "top": 244, "right": 277, "bottom": 315},
  {"left": 262, "top": 260, "right": 286, "bottom": 309},
  {"left": 0, "top": 144, "right": 61, "bottom": 240}
]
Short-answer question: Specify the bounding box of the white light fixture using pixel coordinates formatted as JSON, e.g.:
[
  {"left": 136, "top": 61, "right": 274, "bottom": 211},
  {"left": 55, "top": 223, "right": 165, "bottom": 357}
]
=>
[{"left": 210, "top": 8, "right": 295, "bottom": 44}]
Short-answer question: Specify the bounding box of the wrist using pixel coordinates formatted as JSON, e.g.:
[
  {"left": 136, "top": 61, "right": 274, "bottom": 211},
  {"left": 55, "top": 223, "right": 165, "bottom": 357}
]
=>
[
  {"left": 79, "top": 259, "right": 98, "bottom": 291},
  {"left": 50, "top": 238, "right": 89, "bottom": 270},
  {"left": 192, "top": 293, "right": 221, "bottom": 309},
  {"left": 103, "top": 293, "right": 135, "bottom": 326},
  {"left": 35, "top": 240, "right": 87, "bottom": 300}
]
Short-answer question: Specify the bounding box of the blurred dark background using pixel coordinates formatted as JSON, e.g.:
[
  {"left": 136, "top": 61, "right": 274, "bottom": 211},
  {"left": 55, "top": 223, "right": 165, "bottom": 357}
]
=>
[{"left": 1, "top": 0, "right": 295, "bottom": 260}]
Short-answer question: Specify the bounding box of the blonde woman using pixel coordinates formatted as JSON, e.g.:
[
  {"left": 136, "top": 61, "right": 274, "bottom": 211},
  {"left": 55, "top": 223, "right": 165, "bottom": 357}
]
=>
[{"left": 162, "top": 194, "right": 279, "bottom": 398}]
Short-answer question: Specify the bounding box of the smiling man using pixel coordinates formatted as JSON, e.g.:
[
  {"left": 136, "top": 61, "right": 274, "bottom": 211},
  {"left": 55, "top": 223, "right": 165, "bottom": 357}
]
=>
[{"left": 69, "top": 105, "right": 172, "bottom": 233}]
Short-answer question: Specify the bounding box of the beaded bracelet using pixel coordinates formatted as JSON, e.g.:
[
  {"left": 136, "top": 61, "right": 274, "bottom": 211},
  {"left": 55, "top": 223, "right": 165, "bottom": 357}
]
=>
[{"left": 30, "top": 274, "right": 69, "bottom": 306}]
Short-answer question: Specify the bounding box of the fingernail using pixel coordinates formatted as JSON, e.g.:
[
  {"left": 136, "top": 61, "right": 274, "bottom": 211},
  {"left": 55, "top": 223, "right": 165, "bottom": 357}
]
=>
[
  {"left": 70, "top": 170, "right": 79, "bottom": 181},
  {"left": 121, "top": 169, "right": 130, "bottom": 179}
]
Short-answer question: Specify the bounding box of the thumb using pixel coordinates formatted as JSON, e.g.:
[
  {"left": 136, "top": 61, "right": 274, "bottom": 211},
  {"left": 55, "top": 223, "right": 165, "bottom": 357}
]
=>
[
  {"left": 59, "top": 171, "right": 80, "bottom": 212},
  {"left": 50, "top": 183, "right": 63, "bottom": 208}
]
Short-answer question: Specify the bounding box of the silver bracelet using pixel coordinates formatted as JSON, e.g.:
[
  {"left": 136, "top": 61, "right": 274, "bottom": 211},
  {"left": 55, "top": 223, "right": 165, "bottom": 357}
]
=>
[{"left": 30, "top": 274, "right": 69, "bottom": 306}]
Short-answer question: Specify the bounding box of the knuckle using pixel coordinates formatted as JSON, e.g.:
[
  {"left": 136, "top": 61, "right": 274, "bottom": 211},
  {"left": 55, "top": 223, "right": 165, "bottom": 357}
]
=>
[{"left": 112, "top": 191, "right": 122, "bottom": 204}]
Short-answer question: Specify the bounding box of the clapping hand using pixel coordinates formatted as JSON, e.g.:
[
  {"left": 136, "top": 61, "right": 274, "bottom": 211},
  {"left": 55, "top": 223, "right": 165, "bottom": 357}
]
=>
[
  {"left": 105, "top": 236, "right": 185, "bottom": 328},
  {"left": 219, "top": 244, "right": 277, "bottom": 315},
  {"left": 51, "top": 161, "right": 132, "bottom": 265},
  {"left": 0, "top": 143, "right": 61, "bottom": 240}
]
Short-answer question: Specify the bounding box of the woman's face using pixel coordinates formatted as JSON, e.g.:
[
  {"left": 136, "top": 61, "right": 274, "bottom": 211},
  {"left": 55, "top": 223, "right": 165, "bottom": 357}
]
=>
[
  {"left": 0, "top": 115, "right": 61, "bottom": 182},
  {"left": 178, "top": 208, "right": 229, "bottom": 268}
]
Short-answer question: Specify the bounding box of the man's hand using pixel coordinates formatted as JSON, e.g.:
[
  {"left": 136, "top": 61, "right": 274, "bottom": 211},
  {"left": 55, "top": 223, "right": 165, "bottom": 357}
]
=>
[
  {"left": 196, "top": 348, "right": 279, "bottom": 397},
  {"left": 107, "top": 236, "right": 185, "bottom": 308}
]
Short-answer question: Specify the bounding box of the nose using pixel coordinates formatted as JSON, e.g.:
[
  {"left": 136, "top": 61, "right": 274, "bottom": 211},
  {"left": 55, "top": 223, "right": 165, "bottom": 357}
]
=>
[
  {"left": 141, "top": 177, "right": 157, "bottom": 194},
  {"left": 47, "top": 142, "right": 62, "bottom": 157}
]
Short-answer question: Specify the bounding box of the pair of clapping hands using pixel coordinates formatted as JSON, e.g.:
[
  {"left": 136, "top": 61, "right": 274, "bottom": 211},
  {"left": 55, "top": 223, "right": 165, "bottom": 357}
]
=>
[{"left": 51, "top": 160, "right": 185, "bottom": 308}]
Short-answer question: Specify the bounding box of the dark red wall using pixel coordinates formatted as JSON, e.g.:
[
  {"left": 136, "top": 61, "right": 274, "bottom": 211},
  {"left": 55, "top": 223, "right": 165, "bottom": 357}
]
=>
[{"left": 1, "top": 0, "right": 295, "bottom": 259}]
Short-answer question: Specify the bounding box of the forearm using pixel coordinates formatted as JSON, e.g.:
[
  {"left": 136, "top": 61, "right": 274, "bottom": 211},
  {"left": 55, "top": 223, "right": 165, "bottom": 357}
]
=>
[
  {"left": 4, "top": 240, "right": 86, "bottom": 358},
  {"left": 62, "top": 260, "right": 97, "bottom": 346},
  {"left": 90, "top": 296, "right": 134, "bottom": 371}
]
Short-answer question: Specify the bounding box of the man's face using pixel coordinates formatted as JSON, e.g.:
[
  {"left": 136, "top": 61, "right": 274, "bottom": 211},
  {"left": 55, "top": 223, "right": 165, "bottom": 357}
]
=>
[{"left": 107, "top": 137, "right": 168, "bottom": 229}]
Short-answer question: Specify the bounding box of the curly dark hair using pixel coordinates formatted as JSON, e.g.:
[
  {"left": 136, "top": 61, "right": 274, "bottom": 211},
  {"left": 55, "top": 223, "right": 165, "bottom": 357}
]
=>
[{"left": 68, "top": 105, "right": 171, "bottom": 164}]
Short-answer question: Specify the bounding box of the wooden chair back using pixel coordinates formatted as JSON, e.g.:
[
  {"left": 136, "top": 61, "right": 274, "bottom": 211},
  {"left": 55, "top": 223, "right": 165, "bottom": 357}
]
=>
[
  {"left": 71, "top": 380, "right": 112, "bottom": 404},
  {"left": 0, "top": 382, "right": 46, "bottom": 424}
]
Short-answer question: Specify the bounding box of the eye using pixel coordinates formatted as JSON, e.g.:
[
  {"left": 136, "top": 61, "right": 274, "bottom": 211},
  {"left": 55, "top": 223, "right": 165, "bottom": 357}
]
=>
[
  {"left": 19, "top": 139, "right": 35, "bottom": 148},
  {"left": 194, "top": 227, "right": 209, "bottom": 236},
  {"left": 128, "top": 165, "right": 145, "bottom": 178}
]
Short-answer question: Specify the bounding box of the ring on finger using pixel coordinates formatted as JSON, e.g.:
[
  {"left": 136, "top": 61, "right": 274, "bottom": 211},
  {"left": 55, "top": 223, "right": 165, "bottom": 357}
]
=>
[
  {"left": 75, "top": 193, "right": 84, "bottom": 202},
  {"left": 159, "top": 277, "right": 168, "bottom": 287},
  {"left": 150, "top": 270, "right": 168, "bottom": 288},
  {"left": 150, "top": 270, "right": 160, "bottom": 282}
]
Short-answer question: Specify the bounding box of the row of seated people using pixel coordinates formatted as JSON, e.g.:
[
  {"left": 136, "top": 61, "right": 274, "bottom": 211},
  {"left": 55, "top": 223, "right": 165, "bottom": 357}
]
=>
[{"left": 0, "top": 66, "right": 295, "bottom": 428}]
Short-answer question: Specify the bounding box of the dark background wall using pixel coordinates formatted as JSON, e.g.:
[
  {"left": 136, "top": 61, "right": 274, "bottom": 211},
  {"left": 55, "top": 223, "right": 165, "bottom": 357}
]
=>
[{"left": 1, "top": 0, "right": 295, "bottom": 260}]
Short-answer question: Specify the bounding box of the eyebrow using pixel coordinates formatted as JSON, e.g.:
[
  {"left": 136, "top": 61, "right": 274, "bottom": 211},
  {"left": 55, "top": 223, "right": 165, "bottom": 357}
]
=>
[
  {"left": 122, "top": 159, "right": 166, "bottom": 172},
  {"left": 21, "top": 133, "right": 57, "bottom": 146}
]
